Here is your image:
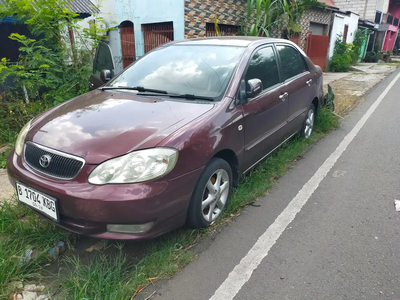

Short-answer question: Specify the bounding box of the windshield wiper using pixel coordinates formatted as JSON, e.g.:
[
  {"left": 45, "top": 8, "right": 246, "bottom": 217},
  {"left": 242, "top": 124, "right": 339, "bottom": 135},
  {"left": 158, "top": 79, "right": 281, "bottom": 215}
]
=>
[
  {"left": 101, "top": 86, "right": 214, "bottom": 101},
  {"left": 99, "top": 86, "right": 168, "bottom": 94},
  {"left": 168, "top": 94, "right": 215, "bottom": 101}
]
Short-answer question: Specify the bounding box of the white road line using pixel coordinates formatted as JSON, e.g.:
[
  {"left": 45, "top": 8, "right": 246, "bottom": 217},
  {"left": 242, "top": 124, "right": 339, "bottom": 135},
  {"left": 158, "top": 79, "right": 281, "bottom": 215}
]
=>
[{"left": 210, "top": 72, "right": 400, "bottom": 300}]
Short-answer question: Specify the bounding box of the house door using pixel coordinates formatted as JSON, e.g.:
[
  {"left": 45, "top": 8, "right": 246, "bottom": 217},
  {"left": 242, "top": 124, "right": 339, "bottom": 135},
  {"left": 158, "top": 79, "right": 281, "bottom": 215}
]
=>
[
  {"left": 120, "top": 21, "right": 135, "bottom": 69},
  {"left": 305, "top": 33, "right": 330, "bottom": 71}
]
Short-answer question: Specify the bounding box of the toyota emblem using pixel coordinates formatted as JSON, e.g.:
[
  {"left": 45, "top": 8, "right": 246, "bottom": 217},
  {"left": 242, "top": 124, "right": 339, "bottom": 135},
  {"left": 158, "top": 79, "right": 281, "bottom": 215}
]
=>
[{"left": 39, "top": 154, "right": 52, "bottom": 168}]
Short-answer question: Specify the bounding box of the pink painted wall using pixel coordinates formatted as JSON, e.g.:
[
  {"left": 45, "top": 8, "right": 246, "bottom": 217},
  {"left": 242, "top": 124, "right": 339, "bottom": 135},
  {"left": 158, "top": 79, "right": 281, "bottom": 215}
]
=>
[{"left": 383, "top": 2, "right": 400, "bottom": 51}]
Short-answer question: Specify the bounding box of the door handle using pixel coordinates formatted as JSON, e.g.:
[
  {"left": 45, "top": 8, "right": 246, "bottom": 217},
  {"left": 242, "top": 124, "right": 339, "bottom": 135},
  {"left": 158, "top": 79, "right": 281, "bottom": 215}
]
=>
[
  {"left": 279, "top": 92, "right": 289, "bottom": 101},
  {"left": 306, "top": 79, "right": 313, "bottom": 86}
]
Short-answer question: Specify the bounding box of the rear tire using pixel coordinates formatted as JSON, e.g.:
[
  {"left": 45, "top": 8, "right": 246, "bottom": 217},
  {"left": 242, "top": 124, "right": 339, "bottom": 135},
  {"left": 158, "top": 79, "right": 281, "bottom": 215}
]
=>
[
  {"left": 301, "top": 104, "right": 315, "bottom": 139},
  {"left": 187, "top": 158, "right": 233, "bottom": 228}
]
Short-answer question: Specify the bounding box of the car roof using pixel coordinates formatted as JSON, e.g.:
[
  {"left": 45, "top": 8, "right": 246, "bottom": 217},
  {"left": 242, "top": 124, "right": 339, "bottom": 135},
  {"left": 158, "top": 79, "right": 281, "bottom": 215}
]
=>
[{"left": 171, "top": 36, "right": 289, "bottom": 47}]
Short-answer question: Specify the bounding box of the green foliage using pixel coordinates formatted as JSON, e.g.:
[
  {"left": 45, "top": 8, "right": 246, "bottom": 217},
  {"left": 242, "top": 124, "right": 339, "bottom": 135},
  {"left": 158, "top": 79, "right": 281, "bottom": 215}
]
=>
[
  {"left": 323, "top": 84, "right": 335, "bottom": 111},
  {"left": 242, "top": 0, "right": 324, "bottom": 38},
  {"left": 351, "top": 29, "right": 368, "bottom": 63},
  {"left": 364, "top": 51, "right": 378, "bottom": 63},
  {"left": 382, "top": 50, "right": 392, "bottom": 62},
  {"left": 0, "top": 0, "right": 112, "bottom": 166},
  {"left": 329, "top": 53, "right": 352, "bottom": 72},
  {"left": 0, "top": 0, "right": 109, "bottom": 105},
  {"left": 329, "top": 35, "right": 354, "bottom": 72},
  {"left": 0, "top": 100, "right": 49, "bottom": 145},
  {"left": 0, "top": 201, "right": 74, "bottom": 298}
]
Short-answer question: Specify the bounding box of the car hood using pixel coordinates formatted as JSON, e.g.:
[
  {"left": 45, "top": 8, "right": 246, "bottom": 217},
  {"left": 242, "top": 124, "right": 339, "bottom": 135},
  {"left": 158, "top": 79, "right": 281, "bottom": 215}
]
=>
[{"left": 28, "top": 90, "right": 214, "bottom": 164}]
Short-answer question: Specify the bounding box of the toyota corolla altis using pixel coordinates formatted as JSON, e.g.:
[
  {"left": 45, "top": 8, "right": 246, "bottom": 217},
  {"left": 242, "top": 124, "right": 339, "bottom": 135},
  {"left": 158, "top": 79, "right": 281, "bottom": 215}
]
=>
[{"left": 7, "top": 37, "right": 323, "bottom": 239}]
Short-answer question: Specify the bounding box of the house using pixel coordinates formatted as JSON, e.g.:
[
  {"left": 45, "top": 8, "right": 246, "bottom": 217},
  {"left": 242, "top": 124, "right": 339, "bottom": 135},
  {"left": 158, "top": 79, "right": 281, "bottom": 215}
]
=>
[
  {"left": 293, "top": 0, "right": 339, "bottom": 70},
  {"left": 328, "top": 11, "right": 360, "bottom": 59},
  {"left": 380, "top": 0, "right": 400, "bottom": 51},
  {"left": 334, "top": 0, "right": 400, "bottom": 52},
  {"left": 103, "top": 0, "right": 344, "bottom": 72},
  {"left": 103, "top": 0, "right": 249, "bottom": 72}
]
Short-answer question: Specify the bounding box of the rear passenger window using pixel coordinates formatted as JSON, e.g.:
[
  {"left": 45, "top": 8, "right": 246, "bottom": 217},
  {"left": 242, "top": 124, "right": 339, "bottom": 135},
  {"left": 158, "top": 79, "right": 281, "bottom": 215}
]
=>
[
  {"left": 276, "top": 45, "right": 307, "bottom": 81},
  {"left": 245, "top": 46, "right": 280, "bottom": 91}
]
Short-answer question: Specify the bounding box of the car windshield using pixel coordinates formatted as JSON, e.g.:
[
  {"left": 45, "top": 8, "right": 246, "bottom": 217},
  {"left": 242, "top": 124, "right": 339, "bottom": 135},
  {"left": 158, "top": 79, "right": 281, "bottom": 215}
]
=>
[{"left": 107, "top": 44, "right": 246, "bottom": 100}]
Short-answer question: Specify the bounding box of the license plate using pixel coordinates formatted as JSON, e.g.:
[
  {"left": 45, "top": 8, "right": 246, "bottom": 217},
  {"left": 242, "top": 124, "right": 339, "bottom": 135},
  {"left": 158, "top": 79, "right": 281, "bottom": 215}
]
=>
[{"left": 16, "top": 182, "right": 59, "bottom": 222}]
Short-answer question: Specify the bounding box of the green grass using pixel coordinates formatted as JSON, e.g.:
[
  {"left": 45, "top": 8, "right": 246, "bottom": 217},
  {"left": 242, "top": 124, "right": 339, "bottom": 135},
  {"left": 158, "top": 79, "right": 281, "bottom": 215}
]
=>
[
  {"left": 0, "top": 152, "right": 7, "bottom": 168},
  {"left": 0, "top": 200, "right": 75, "bottom": 299},
  {"left": 1, "top": 108, "right": 338, "bottom": 299},
  {"left": 62, "top": 233, "right": 197, "bottom": 299}
]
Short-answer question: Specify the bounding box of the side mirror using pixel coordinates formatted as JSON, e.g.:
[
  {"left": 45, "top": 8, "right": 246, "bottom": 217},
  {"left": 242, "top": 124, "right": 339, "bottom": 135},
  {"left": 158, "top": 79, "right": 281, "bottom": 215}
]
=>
[
  {"left": 246, "top": 79, "right": 263, "bottom": 99},
  {"left": 100, "top": 69, "right": 112, "bottom": 82}
]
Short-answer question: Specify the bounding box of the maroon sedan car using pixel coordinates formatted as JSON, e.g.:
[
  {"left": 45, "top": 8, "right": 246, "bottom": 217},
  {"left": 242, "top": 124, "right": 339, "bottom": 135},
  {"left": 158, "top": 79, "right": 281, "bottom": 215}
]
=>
[{"left": 7, "top": 37, "right": 323, "bottom": 240}]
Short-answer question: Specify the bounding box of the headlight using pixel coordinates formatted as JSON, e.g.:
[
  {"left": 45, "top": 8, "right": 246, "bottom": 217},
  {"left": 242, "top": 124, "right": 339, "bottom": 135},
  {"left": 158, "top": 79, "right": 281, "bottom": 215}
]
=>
[
  {"left": 88, "top": 148, "right": 178, "bottom": 184},
  {"left": 15, "top": 120, "right": 32, "bottom": 156}
]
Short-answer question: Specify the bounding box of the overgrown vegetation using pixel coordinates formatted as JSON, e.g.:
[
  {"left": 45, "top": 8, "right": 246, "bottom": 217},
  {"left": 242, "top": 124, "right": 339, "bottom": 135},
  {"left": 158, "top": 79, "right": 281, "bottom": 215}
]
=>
[
  {"left": 328, "top": 29, "right": 371, "bottom": 72},
  {"left": 0, "top": 201, "right": 75, "bottom": 299},
  {"left": 0, "top": 0, "right": 110, "bottom": 162},
  {"left": 241, "top": 0, "right": 324, "bottom": 37},
  {"left": 328, "top": 29, "right": 369, "bottom": 72}
]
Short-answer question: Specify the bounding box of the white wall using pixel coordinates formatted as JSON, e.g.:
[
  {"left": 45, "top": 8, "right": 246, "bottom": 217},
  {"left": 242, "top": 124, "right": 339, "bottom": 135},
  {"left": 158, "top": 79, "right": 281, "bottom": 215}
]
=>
[
  {"left": 65, "top": 0, "right": 122, "bottom": 70},
  {"left": 376, "top": 0, "right": 390, "bottom": 13},
  {"left": 329, "top": 12, "right": 360, "bottom": 59}
]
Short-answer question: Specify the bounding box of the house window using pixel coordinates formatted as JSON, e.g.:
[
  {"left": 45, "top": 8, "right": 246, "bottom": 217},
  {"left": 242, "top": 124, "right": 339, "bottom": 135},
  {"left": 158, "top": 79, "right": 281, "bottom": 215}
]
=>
[
  {"left": 309, "top": 22, "right": 326, "bottom": 36},
  {"left": 206, "top": 23, "right": 239, "bottom": 37},
  {"left": 367, "top": 32, "right": 376, "bottom": 52},
  {"left": 142, "top": 22, "right": 174, "bottom": 53},
  {"left": 375, "top": 11, "right": 382, "bottom": 24},
  {"left": 394, "top": 17, "right": 399, "bottom": 27},
  {"left": 387, "top": 14, "right": 394, "bottom": 25}
]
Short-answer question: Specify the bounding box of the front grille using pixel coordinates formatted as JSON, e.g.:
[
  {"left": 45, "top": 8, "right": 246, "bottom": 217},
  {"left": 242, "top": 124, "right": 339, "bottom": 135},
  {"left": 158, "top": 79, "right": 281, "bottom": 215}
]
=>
[{"left": 24, "top": 142, "right": 85, "bottom": 180}]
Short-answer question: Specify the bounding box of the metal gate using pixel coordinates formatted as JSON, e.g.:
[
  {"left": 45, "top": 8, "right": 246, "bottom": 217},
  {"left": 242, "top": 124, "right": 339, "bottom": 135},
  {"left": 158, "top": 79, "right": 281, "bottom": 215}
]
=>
[
  {"left": 142, "top": 22, "right": 174, "bottom": 53},
  {"left": 120, "top": 26, "right": 135, "bottom": 68},
  {"left": 305, "top": 33, "right": 329, "bottom": 71}
]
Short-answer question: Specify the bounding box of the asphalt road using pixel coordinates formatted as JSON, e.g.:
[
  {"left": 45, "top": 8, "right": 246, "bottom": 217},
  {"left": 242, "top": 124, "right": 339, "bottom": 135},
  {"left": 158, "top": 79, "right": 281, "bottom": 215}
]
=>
[{"left": 139, "top": 67, "right": 400, "bottom": 300}]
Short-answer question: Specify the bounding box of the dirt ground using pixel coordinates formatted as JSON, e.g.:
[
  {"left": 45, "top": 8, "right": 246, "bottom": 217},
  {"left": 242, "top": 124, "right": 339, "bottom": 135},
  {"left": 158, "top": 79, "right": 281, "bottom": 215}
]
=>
[{"left": 325, "top": 63, "right": 398, "bottom": 116}]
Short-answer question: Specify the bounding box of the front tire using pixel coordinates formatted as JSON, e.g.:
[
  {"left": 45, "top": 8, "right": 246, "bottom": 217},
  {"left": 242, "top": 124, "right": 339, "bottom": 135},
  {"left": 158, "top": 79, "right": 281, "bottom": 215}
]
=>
[
  {"left": 301, "top": 104, "right": 315, "bottom": 139},
  {"left": 187, "top": 158, "right": 233, "bottom": 228}
]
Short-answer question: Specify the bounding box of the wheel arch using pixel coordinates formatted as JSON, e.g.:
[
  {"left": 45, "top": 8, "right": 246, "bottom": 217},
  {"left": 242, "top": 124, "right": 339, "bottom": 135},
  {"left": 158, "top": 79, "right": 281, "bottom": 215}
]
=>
[
  {"left": 213, "top": 149, "right": 239, "bottom": 187},
  {"left": 312, "top": 97, "right": 319, "bottom": 113}
]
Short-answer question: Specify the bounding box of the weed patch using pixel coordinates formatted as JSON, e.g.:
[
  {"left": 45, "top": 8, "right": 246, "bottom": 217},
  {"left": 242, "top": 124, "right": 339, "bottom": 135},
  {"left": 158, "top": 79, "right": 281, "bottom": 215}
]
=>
[{"left": 0, "top": 201, "right": 74, "bottom": 298}]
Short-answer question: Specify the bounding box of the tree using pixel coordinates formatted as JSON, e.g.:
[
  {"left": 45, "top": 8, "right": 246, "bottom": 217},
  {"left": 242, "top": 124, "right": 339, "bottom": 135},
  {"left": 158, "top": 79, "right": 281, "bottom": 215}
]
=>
[
  {"left": 243, "top": 0, "right": 325, "bottom": 38},
  {"left": 0, "top": 0, "right": 109, "bottom": 104}
]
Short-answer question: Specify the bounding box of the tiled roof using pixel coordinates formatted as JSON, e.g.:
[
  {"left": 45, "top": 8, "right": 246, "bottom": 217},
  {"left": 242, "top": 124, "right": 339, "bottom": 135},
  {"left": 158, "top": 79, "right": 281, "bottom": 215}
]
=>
[
  {"left": 318, "top": 0, "right": 338, "bottom": 9},
  {"left": 63, "top": 0, "right": 100, "bottom": 14}
]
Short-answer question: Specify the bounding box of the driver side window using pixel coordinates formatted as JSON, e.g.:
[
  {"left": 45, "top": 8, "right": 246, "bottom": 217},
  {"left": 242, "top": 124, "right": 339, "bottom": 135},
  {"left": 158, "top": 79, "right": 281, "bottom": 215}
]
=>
[{"left": 245, "top": 46, "right": 280, "bottom": 91}]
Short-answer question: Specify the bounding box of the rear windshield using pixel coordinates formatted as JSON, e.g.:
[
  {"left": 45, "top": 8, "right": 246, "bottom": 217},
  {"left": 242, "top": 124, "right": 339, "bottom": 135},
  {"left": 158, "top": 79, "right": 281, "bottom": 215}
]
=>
[{"left": 108, "top": 45, "right": 245, "bottom": 100}]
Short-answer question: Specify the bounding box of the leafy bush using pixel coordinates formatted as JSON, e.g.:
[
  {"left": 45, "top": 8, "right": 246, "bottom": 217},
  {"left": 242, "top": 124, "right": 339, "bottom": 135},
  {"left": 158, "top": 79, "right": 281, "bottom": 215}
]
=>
[
  {"left": 364, "top": 51, "right": 378, "bottom": 62},
  {"left": 329, "top": 53, "right": 352, "bottom": 72},
  {"left": 328, "top": 35, "right": 355, "bottom": 72},
  {"left": 382, "top": 51, "right": 392, "bottom": 62}
]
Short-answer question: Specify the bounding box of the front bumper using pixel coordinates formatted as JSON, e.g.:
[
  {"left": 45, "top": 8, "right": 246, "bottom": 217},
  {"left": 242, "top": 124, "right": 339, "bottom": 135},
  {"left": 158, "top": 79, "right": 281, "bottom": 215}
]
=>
[{"left": 7, "top": 150, "right": 203, "bottom": 240}]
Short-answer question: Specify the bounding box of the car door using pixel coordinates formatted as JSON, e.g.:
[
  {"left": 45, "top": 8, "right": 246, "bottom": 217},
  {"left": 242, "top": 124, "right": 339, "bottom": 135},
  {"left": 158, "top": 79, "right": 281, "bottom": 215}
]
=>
[
  {"left": 89, "top": 42, "right": 115, "bottom": 90},
  {"left": 241, "top": 45, "right": 289, "bottom": 172},
  {"left": 275, "top": 44, "right": 314, "bottom": 135}
]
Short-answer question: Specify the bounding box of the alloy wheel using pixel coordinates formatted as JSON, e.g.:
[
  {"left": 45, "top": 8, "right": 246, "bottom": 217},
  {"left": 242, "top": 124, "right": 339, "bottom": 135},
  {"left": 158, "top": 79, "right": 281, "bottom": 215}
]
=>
[
  {"left": 304, "top": 109, "right": 315, "bottom": 139},
  {"left": 201, "top": 169, "right": 230, "bottom": 222}
]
